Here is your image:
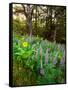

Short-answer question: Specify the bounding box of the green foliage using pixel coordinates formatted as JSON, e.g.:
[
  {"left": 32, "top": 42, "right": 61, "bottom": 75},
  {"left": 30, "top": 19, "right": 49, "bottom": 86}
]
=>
[
  {"left": 12, "top": 34, "right": 65, "bottom": 86},
  {"left": 13, "top": 18, "right": 27, "bottom": 35}
]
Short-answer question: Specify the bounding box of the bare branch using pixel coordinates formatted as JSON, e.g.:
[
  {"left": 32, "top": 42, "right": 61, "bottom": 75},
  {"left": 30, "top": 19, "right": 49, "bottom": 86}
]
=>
[
  {"left": 39, "top": 6, "right": 47, "bottom": 13},
  {"left": 21, "top": 4, "right": 27, "bottom": 17},
  {"left": 31, "top": 5, "right": 35, "bottom": 15}
]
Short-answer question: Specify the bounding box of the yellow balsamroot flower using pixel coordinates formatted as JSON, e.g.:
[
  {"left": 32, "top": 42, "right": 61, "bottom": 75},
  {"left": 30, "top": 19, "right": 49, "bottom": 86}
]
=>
[{"left": 22, "top": 42, "right": 29, "bottom": 47}]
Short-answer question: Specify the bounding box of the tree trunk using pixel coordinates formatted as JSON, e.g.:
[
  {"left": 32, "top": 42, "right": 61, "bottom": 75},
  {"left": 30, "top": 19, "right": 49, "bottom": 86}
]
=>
[
  {"left": 27, "top": 5, "right": 32, "bottom": 40},
  {"left": 35, "top": 6, "right": 37, "bottom": 35},
  {"left": 53, "top": 29, "right": 56, "bottom": 42}
]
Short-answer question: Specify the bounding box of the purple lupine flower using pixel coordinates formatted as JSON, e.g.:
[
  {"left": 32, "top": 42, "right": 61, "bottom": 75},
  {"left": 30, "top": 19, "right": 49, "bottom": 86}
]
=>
[
  {"left": 45, "top": 48, "right": 49, "bottom": 65},
  {"left": 60, "top": 51, "right": 65, "bottom": 67},
  {"left": 60, "top": 57, "right": 65, "bottom": 66},
  {"left": 53, "top": 52, "right": 58, "bottom": 65},
  {"left": 39, "top": 68, "right": 44, "bottom": 76},
  {"left": 40, "top": 45, "right": 43, "bottom": 68},
  {"left": 53, "top": 58, "right": 57, "bottom": 65}
]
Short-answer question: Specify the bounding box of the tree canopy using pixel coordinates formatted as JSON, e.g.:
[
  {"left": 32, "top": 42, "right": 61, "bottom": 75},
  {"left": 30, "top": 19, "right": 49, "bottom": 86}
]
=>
[{"left": 13, "top": 4, "right": 66, "bottom": 43}]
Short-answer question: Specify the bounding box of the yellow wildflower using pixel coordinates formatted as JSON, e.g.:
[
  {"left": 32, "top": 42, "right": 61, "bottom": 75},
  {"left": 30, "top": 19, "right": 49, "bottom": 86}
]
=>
[{"left": 22, "top": 42, "right": 29, "bottom": 47}]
